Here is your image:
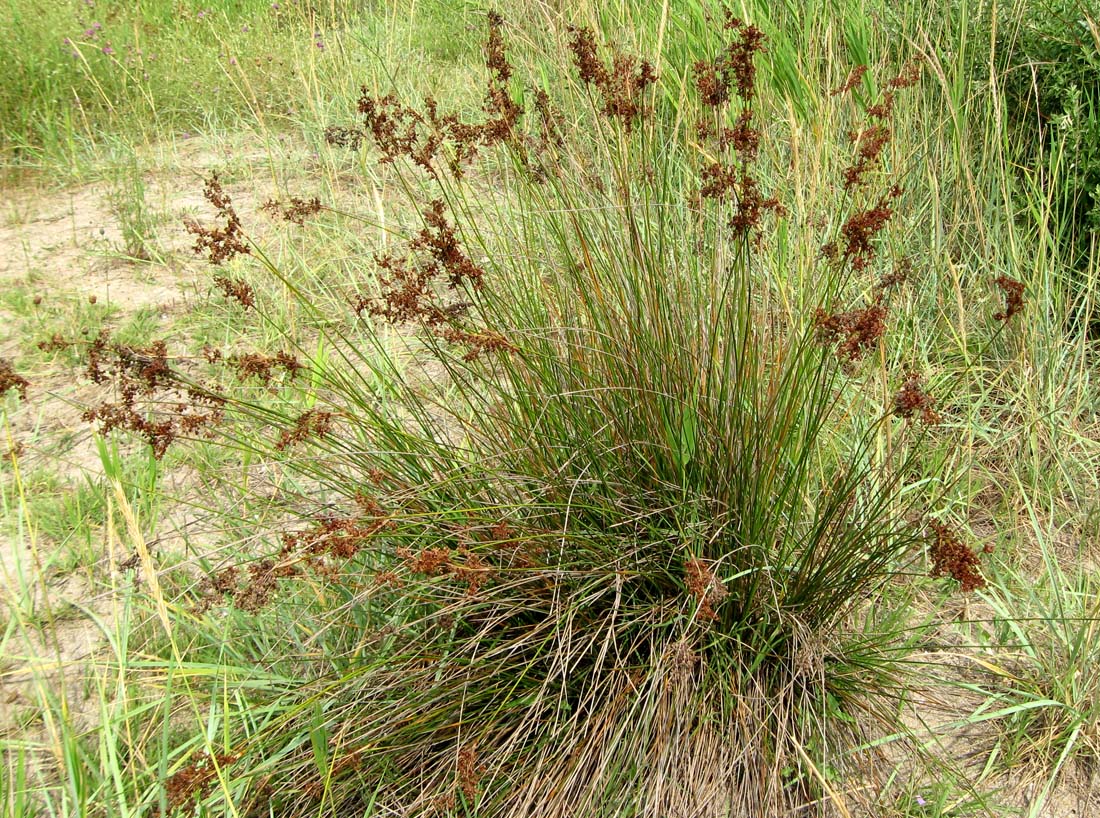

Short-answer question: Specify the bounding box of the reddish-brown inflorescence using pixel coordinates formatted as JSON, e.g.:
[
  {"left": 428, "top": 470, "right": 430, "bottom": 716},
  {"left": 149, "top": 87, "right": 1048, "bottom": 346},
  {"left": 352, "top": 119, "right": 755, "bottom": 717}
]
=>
[
  {"left": 723, "top": 16, "right": 765, "bottom": 101},
  {"left": 441, "top": 327, "right": 516, "bottom": 362},
  {"left": 566, "top": 26, "right": 657, "bottom": 132},
  {"left": 457, "top": 744, "right": 484, "bottom": 801},
  {"left": 877, "top": 257, "right": 912, "bottom": 291},
  {"left": 830, "top": 64, "right": 868, "bottom": 97},
  {"left": 0, "top": 359, "right": 29, "bottom": 400},
  {"left": 485, "top": 12, "right": 510, "bottom": 82},
  {"left": 281, "top": 514, "right": 395, "bottom": 562},
  {"left": 729, "top": 172, "right": 785, "bottom": 238},
  {"left": 413, "top": 200, "right": 485, "bottom": 290},
  {"left": 720, "top": 109, "right": 761, "bottom": 160},
  {"left": 213, "top": 275, "right": 256, "bottom": 310},
  {"left": 927, "top": 520, "right": 985, "bottom": 592},
  {"left": 692, "top": 16, "right": 780, "bottom": 242},
  {"left": 835, "top": 185, "right": 902, "bottom": 270},
  {"left": 694, "top": 13, "right": 767, "bottom": 106},
  {"left": 184, "top": 173, "right": 251, "bottom": 265},
  {"left": 165, "top": 753, "right": 239, "bottom": 809},
  {"left": 481, "top": 14, "right": 523, "bottom": 146},
  {"left": 894, "top": 371, "right": 941, "bottom": 425},
  {"left": 354, "top": 13, "right": 542, "bottom": 181},
  {"left": 814, "top": 298, "right": 888, "bottom": 363},
  {"left": 82, "top": 337, "right": 226, "bottom": 459},
  {"left": 843, "top": 123, "right": 891, "bottom": 189},
  {"left": 684, "top": 557, "right": 728, "bottom": 622},
  {"left": 261, "top": 196, "right": 323, "bottom": 225},
  {"left": 993, "top": 275, "right": 1025, "bottom": 322},
  {"left": 229, "top": 351, "right": 303, "bottom": 383},
  {"left": 358, "top": 92, "right": 426, "bottom": 167},
  {"left": 887, "top": 60, "right": 922, "bottom": 90},
  {"left": 275, "top": 409, "right": 334, "bottom": 451},
  {"left": 837, "top": 61, "right": 920, "bottom": 188}
]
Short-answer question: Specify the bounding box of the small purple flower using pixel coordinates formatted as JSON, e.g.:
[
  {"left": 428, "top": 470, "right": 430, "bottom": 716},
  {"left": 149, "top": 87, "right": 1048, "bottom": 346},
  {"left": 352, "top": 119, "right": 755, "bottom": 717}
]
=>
[
  {"left": 915, "top": 795, "right": 927, "bottom": 807},
  {"left": 197, "top": 10, "right": 206, "bottom": 19},
  {"left": 82, "top": 22, "right": 101, "bottom": 40},
  {"left": 181, "top": 132, "right": 191, "bottom": 139},
  {"left": 229, "top": 57, "right": 237, "bottom": 65},
  {"left": 62, "top": 37, "right": 71, "bottom": 45},
  {"left": 102, "top": 42, "right": 114, "bottom": 56},
  {"left": 241, "top": 24, "right": 250, "bottom": 32},
  {"left": 315, "top": 40, "right": 325, "bottom": 50},
  {"left": 271, "top": 2, "right": 279, "bottom": 9}
]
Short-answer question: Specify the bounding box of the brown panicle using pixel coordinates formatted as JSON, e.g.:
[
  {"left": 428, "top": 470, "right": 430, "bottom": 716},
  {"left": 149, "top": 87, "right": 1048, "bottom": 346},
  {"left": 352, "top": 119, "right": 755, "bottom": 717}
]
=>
[
  {"left": 928, "top": 521, "right": 985, "bottom": 592},
  {"left": 184, "top": 173, "right": 251, "bottom": 265},
  {"left": 0, "top": 359, "right": 29, "bottom": 400}
]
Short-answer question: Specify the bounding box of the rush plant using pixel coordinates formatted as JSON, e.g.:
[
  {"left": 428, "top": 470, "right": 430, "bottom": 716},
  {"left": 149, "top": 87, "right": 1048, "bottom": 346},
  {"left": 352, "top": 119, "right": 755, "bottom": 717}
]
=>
[{"left": 80, "top": 12, "right": 992, "bottom": 818}]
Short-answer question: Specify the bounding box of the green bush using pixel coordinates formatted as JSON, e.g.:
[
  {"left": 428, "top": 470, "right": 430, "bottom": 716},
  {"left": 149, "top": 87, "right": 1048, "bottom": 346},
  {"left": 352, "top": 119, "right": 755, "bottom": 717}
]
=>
[{"left": 984, "top": 1, "right": 1100, "bottom": 327}]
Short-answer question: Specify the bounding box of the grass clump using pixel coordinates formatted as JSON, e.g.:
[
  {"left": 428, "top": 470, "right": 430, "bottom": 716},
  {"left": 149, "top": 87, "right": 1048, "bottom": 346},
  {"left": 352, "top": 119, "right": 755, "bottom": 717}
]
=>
[{"left": 66, "top": 12, "right": 1014, "bottom": 817}]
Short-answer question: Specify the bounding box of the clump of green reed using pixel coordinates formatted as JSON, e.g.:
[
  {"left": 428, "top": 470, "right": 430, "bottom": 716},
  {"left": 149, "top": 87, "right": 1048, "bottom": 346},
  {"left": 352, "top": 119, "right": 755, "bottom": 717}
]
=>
[
  {"left": 77, "top": 12, "right": 997, "bottom": 818},
  {"left": 106, "top": 154, "right": 158, "bottom": 261},
  {"left": 960, "top": 529, "right": 1100, "bottom": 815}
]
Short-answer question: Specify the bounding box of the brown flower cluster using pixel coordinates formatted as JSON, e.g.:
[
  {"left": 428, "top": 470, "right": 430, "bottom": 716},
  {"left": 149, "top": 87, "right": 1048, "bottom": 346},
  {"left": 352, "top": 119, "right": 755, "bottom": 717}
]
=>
[
  {"left": 229, "top": 351, "right": 303, "bottom": 383},
  {"left": 684, "top": 557, "right": 728, "bottom": 622},
  {"left": 878, "top": 257, "right": 912, "bottom": 290},
  {"left": 213, "top": 275, "right": 256, "bottom": 310},
  {"left": 414, "top": 200, "right": 485, "bottom": 289},
  {"left": 827, "top": 184, "right": 903, "bottom": 270},
  {"left": 82, "top": 335, "right": 225, "bottom": 458},
  {"left": 357, "top": 92, "right": 428, "bottom": 168},
  {"left": 843, "top": 123, "right": 891, "bottom": 190},
  {"left": 275, "top": 409, "right": 334, "bottom": 451},
  {"left": 356, "top": 201, "right": 512, "bottom": 362},
  {"left": 693, "top": 21, "right": 783, "bottom": 239},
  {"left": 567, "top": 26, "right": 658, "bottom": 131},
  {"left": 694, "top": 15, "right": 766, "bottom": 106},
  {"left": 165, "top": 753, "right": 238, "bottom": 809},
  {"left": 993, "top": 275, "right": 1025, "bottom": 322},
  {"left": 837, "top": 61, "right": 921, "bottom": 189},
  {"left": 184, "top": 173, "right": 251, "bottom": 265},
  {"left": 441, "top": 327, "right": 517, "bottom": 362},
  {"left": 894, "top": 371, "right": 941, "bottom": 425},
  {"left": 927, "top": 520, "right": 985, "bottom": 592},
  {"left": 665, "top": 638, "right": 699, "bottom": 682},
  {"left": 352, "top": 13, "right": 542, "bottom": 180},
  {"left": 698, "top": 160, "right": 784, "bottom": 238},
  {"left": 283, "top": 512, "right": 396, "bottom": 562},
  {"left": 203, "top": 507, "right": 398, "bottom": 613},
  {"left": 0, "top": 358, "right": 29, "bottom": 400},
  {"left": 830, "top": 64, "right": 868, "bottom": 97},
  {"left": 261, "top": 196, "right": 323, "bottom": 225},
  {"left": 362, "top": 202, "right": 482, "bottom": 324},
  {"left": 397, "top": 544, "right": 495, "bottom": 596},
  {"left": 457, "top": 744, "right": 484, "bottom": 801},
  {"left": 814, "top": 298, "right": 887, "bottom": 362}
]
